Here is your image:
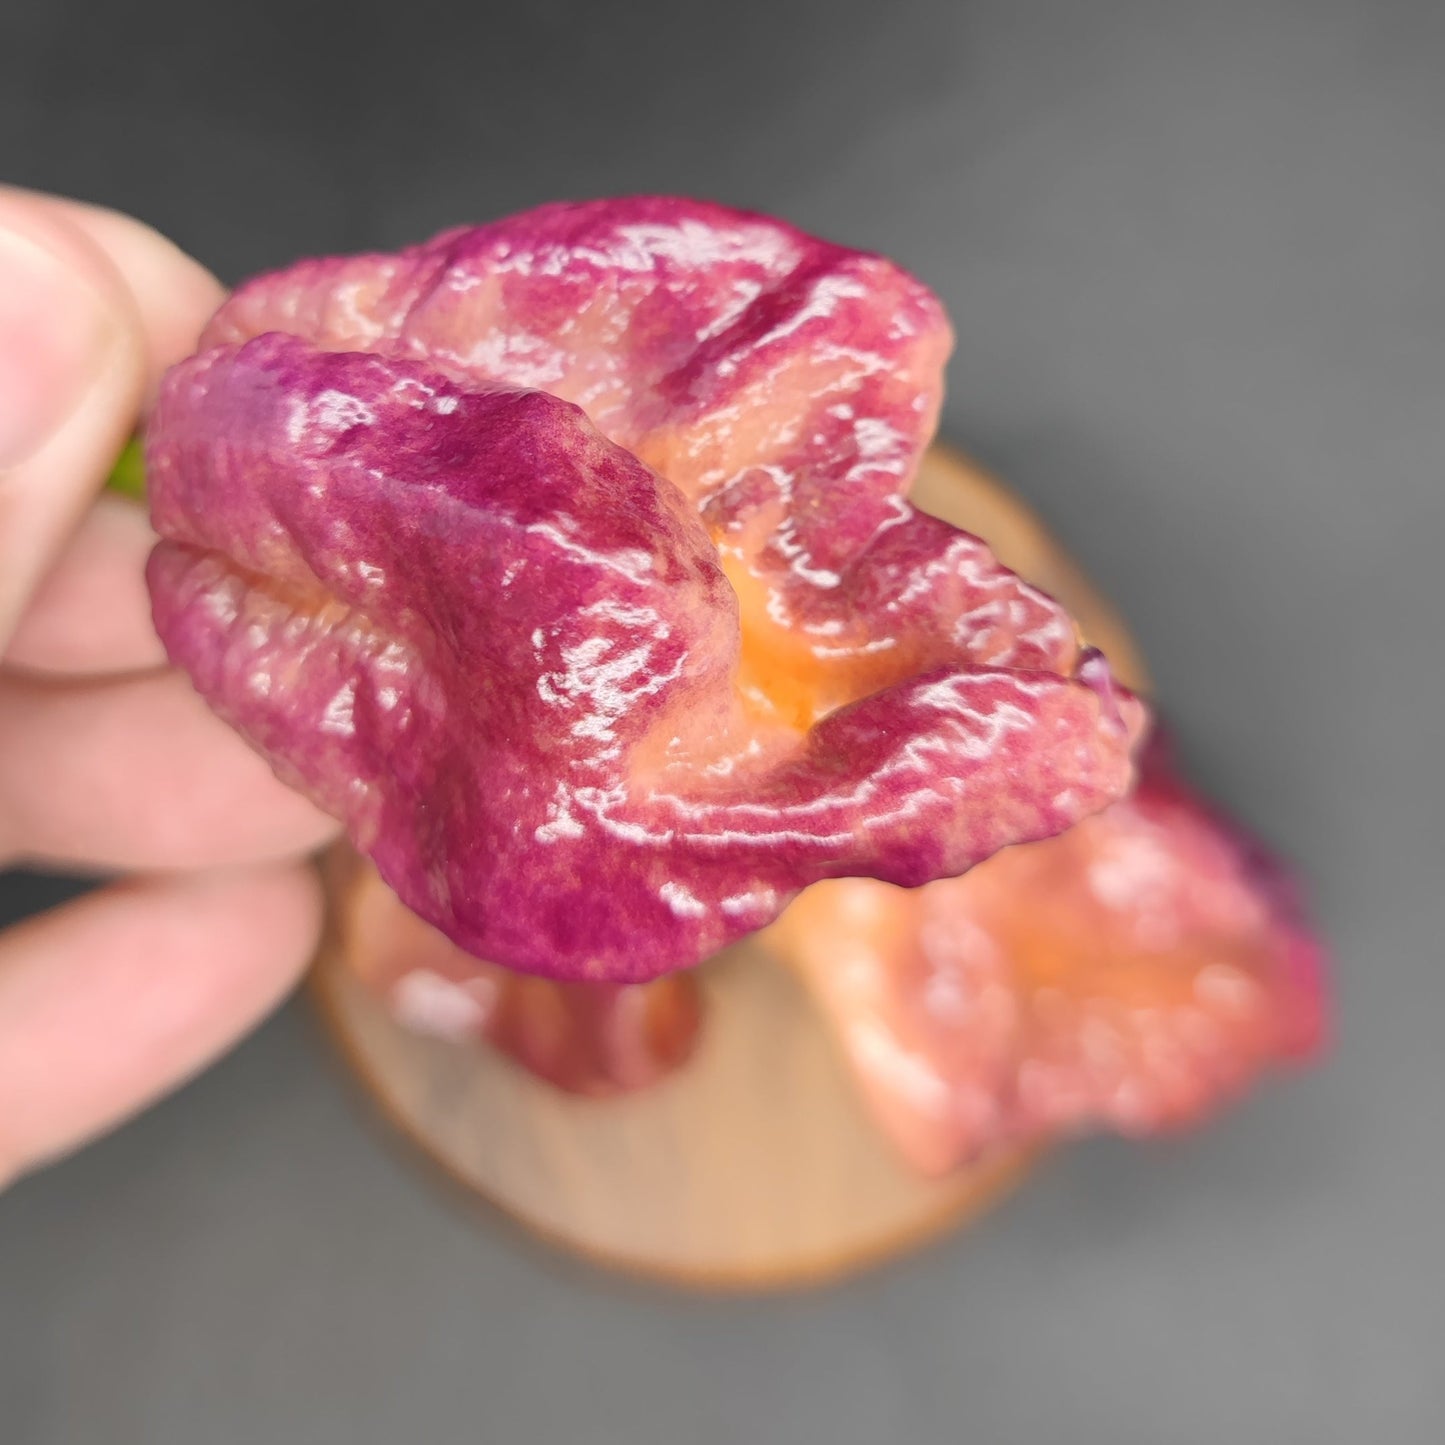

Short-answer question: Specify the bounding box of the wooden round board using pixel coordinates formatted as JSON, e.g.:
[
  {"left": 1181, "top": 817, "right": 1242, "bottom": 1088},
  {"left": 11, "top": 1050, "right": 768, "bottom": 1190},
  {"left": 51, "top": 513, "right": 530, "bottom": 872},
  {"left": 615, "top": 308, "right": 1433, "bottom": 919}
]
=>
[
  {"left": 312, "top": 927, "right": 1030, "bottom": 1290},
  {"left": 310, "top": 443, "right": 1144, "bottom": 1289}
]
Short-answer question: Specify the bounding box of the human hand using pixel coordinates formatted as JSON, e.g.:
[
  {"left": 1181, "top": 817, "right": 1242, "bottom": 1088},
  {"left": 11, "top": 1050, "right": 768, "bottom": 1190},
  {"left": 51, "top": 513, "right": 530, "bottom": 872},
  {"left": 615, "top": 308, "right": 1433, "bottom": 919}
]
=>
[{"left": 0, "top": 188, "right": 340, "bottom": 1187}]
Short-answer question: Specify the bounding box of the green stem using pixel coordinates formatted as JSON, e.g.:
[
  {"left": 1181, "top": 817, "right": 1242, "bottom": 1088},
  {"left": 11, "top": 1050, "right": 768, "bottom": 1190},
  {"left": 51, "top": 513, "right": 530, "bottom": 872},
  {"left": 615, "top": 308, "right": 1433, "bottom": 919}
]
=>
[{"left": 105, "top": 434, "right": 146, "bottom": 501}]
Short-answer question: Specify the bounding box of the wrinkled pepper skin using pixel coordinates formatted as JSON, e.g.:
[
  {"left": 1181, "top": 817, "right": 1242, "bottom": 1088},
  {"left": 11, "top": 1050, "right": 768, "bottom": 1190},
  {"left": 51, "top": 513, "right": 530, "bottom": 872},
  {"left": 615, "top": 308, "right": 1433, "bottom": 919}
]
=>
[{"left": 146, "top": 199, "right": 1146, "bottom": 981}]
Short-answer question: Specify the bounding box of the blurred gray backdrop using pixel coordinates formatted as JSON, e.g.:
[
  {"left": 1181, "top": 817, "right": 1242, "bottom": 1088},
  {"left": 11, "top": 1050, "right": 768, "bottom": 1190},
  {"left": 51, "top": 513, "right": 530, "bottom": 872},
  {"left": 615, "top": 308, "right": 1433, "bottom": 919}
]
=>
[{"left": 3, "top": 1, "right": 1442, "bottom": 1441}]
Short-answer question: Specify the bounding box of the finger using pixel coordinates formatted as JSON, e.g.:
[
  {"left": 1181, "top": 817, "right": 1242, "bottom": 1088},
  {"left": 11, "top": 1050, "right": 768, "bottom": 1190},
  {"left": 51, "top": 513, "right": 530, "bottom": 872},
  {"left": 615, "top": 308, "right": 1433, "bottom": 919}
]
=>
[
  {"left": 0, "top": 667, "right": 340, "bottom": 871},
  {"left": 2, "top": 494, "right": 166, "bottom": 675},
  {"left": 0, "top": 187, "right": 223, "bottom": 652},
  {"left": 16, "top": 192, "right": 225, "bottom": 407},
  {"left": 0, "top": 195, "right": 146, "bottom": 645},
  {"left": 0, "top": 861, "right": 323, "bottom": 1187}
]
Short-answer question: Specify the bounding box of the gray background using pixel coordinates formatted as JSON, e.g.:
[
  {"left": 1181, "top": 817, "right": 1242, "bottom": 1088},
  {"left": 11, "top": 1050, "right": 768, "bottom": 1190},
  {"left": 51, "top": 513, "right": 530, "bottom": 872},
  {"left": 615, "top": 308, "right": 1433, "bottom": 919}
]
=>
[{"left": 2, "top": 0, "right": 1442, "bottom": 1440}]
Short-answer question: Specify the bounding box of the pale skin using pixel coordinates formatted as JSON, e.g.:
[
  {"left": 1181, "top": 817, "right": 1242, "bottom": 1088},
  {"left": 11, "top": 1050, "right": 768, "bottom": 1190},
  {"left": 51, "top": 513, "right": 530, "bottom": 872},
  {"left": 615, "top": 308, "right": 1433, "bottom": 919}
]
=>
[{"left": 0, "top": 187, "right": 341, "bottom": 1188}]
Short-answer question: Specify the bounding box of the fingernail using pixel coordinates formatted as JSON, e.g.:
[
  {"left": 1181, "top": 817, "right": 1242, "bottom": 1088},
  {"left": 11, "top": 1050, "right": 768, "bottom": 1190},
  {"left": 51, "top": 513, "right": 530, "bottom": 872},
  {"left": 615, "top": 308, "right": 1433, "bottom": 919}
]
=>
[{"left": 0, "top": 226, "right": 118, "bottom": 470}]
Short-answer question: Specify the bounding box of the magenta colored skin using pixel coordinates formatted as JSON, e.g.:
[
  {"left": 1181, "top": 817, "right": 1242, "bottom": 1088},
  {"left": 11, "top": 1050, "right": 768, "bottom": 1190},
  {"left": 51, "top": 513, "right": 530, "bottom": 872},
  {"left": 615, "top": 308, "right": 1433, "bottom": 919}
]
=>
[{"left": 146, "top": 198, "right": 1148, "bottom": 981}]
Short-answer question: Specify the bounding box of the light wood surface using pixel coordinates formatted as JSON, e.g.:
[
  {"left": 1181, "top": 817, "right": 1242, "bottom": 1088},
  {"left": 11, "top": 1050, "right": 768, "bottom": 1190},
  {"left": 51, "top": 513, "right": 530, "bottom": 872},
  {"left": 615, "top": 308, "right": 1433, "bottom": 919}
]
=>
[
  {"left": 312, "top": 925, "right": 1031, "bottom": 1289},
  {"left": 310, "top": 443, "right": 1144, "bottom": 1289}
]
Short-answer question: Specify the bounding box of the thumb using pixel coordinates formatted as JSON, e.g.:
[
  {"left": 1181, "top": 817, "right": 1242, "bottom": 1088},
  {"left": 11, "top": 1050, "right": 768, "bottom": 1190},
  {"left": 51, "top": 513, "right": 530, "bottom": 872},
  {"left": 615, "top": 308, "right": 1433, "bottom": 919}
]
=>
[{"left": 0, "top": 193, "right": 147, "bottom": 649}]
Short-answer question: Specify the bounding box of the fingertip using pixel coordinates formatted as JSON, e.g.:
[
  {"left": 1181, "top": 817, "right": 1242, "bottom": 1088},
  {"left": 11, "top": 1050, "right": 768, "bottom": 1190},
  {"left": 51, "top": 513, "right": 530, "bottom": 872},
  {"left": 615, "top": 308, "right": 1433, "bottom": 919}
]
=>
[
  {"left": 0, "top": 859, "right": 326, "bottom": 1185},
  {"left": 30, "top": 194, "right": 227, "bottom": 403},
  {"left": 0, "top": 192, "right": 149, "bottom": 644},
  {"left": 3, "top": 494, "right": 166, "bottom": 675},
  {"left": 0, "top": 667, "right": 343, "bottom": 872},
  {"left": 0, "top": 188, "right": 226, "bottom": 653}
]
